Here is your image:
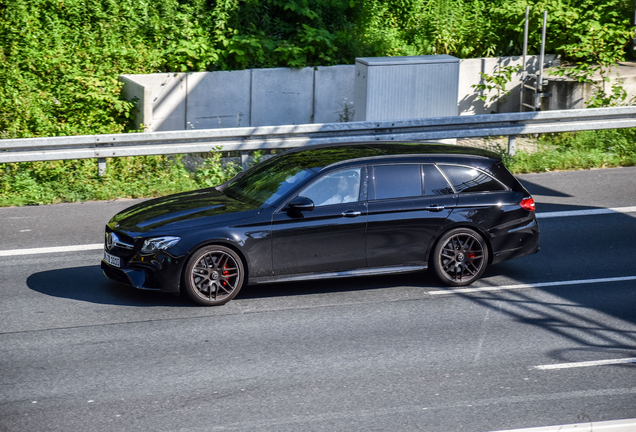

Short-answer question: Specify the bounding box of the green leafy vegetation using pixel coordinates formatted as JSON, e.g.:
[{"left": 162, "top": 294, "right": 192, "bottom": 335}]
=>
[
  {"left": 546, "top": 0, "right": 634, "bottom": 108},
  {"left": 0, "top": 0, "right": 361, "bottom": 138},
  {"left": 472, "top": 65, "right": 523, "bottom": 109},
  {"left": 0, "top": 156, "right": 192, "bottom": 206},
  {"left": 0, "top": 151, "right": 262, "bottom": 207}
]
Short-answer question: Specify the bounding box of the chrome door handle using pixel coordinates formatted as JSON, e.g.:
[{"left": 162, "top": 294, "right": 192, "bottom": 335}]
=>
[
  {"left": 342, "top": 210, "right": 362, "bottom": 217},
  {"left": 425, "top": 205, "right": 445, "bottom": 212}
]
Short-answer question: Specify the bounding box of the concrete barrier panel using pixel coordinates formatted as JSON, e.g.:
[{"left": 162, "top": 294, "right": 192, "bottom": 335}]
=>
[
  {"left": 119, "top": 55, "right": 570, "bottom": 133},
  {"left": 314, "top": 65, "right": 355, "bottom": 124},
  {"left": 251, "top": 67, "right": 314, "bottom": 126},
  {"left": 119, "top": 75, "right": 152, "bottom": 131},
  {"left": 149, "top": 73, "right": 187, "bottom": 131},
  {"left": 117, "top": 73, "right": 186, "bottom": 131},
  {"left": 186, "top": 71, "right": 251, "bottom": 129}
]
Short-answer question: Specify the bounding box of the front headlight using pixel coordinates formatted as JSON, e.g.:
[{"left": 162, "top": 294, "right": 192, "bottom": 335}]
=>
[{"left": 141, "top": 236, "right": 181, "bottom": 254}]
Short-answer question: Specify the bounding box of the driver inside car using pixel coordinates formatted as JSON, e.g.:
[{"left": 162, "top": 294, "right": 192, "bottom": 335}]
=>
[{"left": 320, "top": 172, "right": 360, "bottom": 206}]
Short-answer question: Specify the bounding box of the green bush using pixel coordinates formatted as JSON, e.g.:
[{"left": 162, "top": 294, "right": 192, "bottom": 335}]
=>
[
  {"left": 0, "top": 156, "right": 193, "bottom": 206},
  {"left": 0, "top": 149, "right": 265, "bottom": 207},
  {"left": 0, "top": 0, "right": 360, "bottom": 139}
]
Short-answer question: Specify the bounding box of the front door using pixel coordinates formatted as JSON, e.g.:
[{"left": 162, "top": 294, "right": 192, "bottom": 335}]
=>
[{"left": 271, "top": 167, "right": 367, "bottom": 275}]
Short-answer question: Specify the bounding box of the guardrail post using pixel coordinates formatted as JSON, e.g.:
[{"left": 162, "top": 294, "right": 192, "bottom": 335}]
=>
[
  {"left": 508, "top": 136, "right": 517, "bottom": 156},
  {"left": 98, "top": 158, "right": 107, "bottom": 176},
  {"left": 241, "top": 151, "right": 249, "bottom": 171}
]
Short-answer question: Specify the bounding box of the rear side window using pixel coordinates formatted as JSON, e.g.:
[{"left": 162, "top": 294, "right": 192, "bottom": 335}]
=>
[
  {"left": 373, "top": 164, "right": 422, "bottom": 200},
  {"left": 438, "top": 165, "right": 506, "bottom": 193},
  {"left": 423, "top": 165, "right": 454, "bottom": 195}
]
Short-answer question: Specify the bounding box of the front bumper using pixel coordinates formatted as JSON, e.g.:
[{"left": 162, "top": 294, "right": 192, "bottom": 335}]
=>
[{"left": 101, "top": 250, "right": 185, "bottom": 293}]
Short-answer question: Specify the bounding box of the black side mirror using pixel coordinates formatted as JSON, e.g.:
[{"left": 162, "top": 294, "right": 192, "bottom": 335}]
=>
[{"left": 286, "top": 196, "right": 315, "bottom": 212}]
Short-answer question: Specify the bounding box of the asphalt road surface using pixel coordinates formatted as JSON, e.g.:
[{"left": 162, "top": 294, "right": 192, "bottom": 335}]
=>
[{"left": 1, "top": 167, "right": 635, "bottom": 432}]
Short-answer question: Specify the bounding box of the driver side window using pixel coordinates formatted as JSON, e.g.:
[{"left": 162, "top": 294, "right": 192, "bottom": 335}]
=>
[{"left": 298, "top": 168, "right": 362, "bottom": 207}]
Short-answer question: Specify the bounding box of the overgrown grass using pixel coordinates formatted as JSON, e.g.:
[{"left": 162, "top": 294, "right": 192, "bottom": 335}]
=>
[
  {"left": 505, "top": 128, "right": 636, "bottom": 174},
  {"left": 0, "top": 153, "right": 243, "bottom": 207}
]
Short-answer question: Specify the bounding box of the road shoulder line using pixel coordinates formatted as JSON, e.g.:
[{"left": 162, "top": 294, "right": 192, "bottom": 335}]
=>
[{"left": 0, "top": 244, "right": 103, "bottom": 257}]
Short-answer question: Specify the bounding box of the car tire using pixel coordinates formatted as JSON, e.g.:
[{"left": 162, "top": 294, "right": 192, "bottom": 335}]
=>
[
  {"left": 432, "top": 228, "right": 489, "bottom": 287},
  {"left": 183, "top": 245, "right": 245, "bottom": 306}
]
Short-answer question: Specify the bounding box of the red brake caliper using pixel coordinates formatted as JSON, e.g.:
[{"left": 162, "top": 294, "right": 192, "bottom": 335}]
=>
[{"left": 222, "top": 264, "right": 229, "bottom": 287}]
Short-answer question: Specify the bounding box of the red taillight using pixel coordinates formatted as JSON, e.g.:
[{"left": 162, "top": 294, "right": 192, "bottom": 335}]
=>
[{"left": 520, "top": 197, "right": 535, "bottom": 211}]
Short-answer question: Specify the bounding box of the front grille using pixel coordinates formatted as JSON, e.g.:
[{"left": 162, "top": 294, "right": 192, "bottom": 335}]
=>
[
  {"left": 114, "top": 231, "right": 136, "bottom": 247},
  {"left": 105, "top": 228, "right": 137, "bottom": 257}
]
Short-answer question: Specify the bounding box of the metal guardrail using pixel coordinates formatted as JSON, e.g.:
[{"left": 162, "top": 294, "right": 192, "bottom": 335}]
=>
[{"left": 1, "top": 107, "right": 635, "bottom": 166}]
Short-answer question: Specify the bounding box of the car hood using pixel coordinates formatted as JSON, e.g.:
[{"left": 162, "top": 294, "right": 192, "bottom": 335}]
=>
[{"left": 108, "top": 188, "right": 261, "bottom": 234}]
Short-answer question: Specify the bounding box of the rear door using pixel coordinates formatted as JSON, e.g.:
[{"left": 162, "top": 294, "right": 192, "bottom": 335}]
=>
[{"left": 366, "top": 163, "right": 457, "bottom": 268}]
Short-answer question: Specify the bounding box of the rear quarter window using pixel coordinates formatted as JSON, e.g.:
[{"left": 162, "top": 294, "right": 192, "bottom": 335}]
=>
[{"left": 438, "top": 165, "right": 507, "bottom": 193}]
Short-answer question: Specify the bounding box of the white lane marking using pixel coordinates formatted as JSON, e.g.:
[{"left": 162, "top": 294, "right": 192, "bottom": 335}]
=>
[
  {"left": 488, "top": 418, "right": 636, "bottom": 432},
  {"left": 428, "top": 275, "right": 636, "bottom": 295},
  {"left": 532, "top": 357, "right": 636, "bottom": 370},
  {"left": 536, "top": 205, "right": 636, "bottom": 219},
  {"left": 0, "top": 244, "right": 103, "bottom": 257}
]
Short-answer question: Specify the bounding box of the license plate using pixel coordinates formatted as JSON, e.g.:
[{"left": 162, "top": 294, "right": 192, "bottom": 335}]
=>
[{"left": 104, "top": 251, "right": 120, "bottom": 268}]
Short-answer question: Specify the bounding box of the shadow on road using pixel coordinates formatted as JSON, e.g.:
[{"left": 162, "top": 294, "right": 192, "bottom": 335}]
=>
[
  {"left": 463, "top": 200, "right": 636, "bottom": 364},
  {"left": 519, "top": 179, "right": 572, "bottom": 198},
  {"left": 26, "top": 265, "right": 194, "bottom": 307},
  {"left": 453, "top": 280, "right": 636, "bottom": 365}
]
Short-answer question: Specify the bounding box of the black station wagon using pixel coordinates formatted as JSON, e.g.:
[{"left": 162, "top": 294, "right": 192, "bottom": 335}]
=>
[{"left": 102, "top": 142, "right": 540, "bottom": 305}]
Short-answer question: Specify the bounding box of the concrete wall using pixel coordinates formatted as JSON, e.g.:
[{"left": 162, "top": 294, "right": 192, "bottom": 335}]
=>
[
  {"left": 119, "top": 55, "right": 559, "bottom": 132},
  {"left": 251, "top": 67, "right": 315, "bottom": 126},
  {"left": 119, "top": 76, "right": 151, "bottom": 131},
  {"left": 314, "top": 65, "right": 356, "bottom": 123},
  {"left": 121, "top": 66, "right": 355, "bottom": 132},
  {"left": 540, "top": 62, "right": 636, "bottom": 110},
  {"left": 186, "top": 71, "right": 251, "bottom": 129},
  {"left": 458, "top": 55, "right": 559, "bottom": 115}
]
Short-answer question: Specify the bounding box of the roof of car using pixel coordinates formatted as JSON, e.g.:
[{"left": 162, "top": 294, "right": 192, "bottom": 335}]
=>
[{"left": 280, "top": 142, "right": 501, "bottom": 171}]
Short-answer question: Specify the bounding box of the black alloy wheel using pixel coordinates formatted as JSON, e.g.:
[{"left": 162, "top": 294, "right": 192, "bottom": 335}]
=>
[
  {"left": 432, "top": 228, "right": 489, "bottom": 287},
  {"left": 184, "top": 245, "right": 245, "bottom": 306}
]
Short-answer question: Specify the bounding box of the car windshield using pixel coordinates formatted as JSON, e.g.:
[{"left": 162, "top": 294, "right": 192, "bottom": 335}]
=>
[{"left": 222, "top": 155, "right": 319, "bottom": 207}]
